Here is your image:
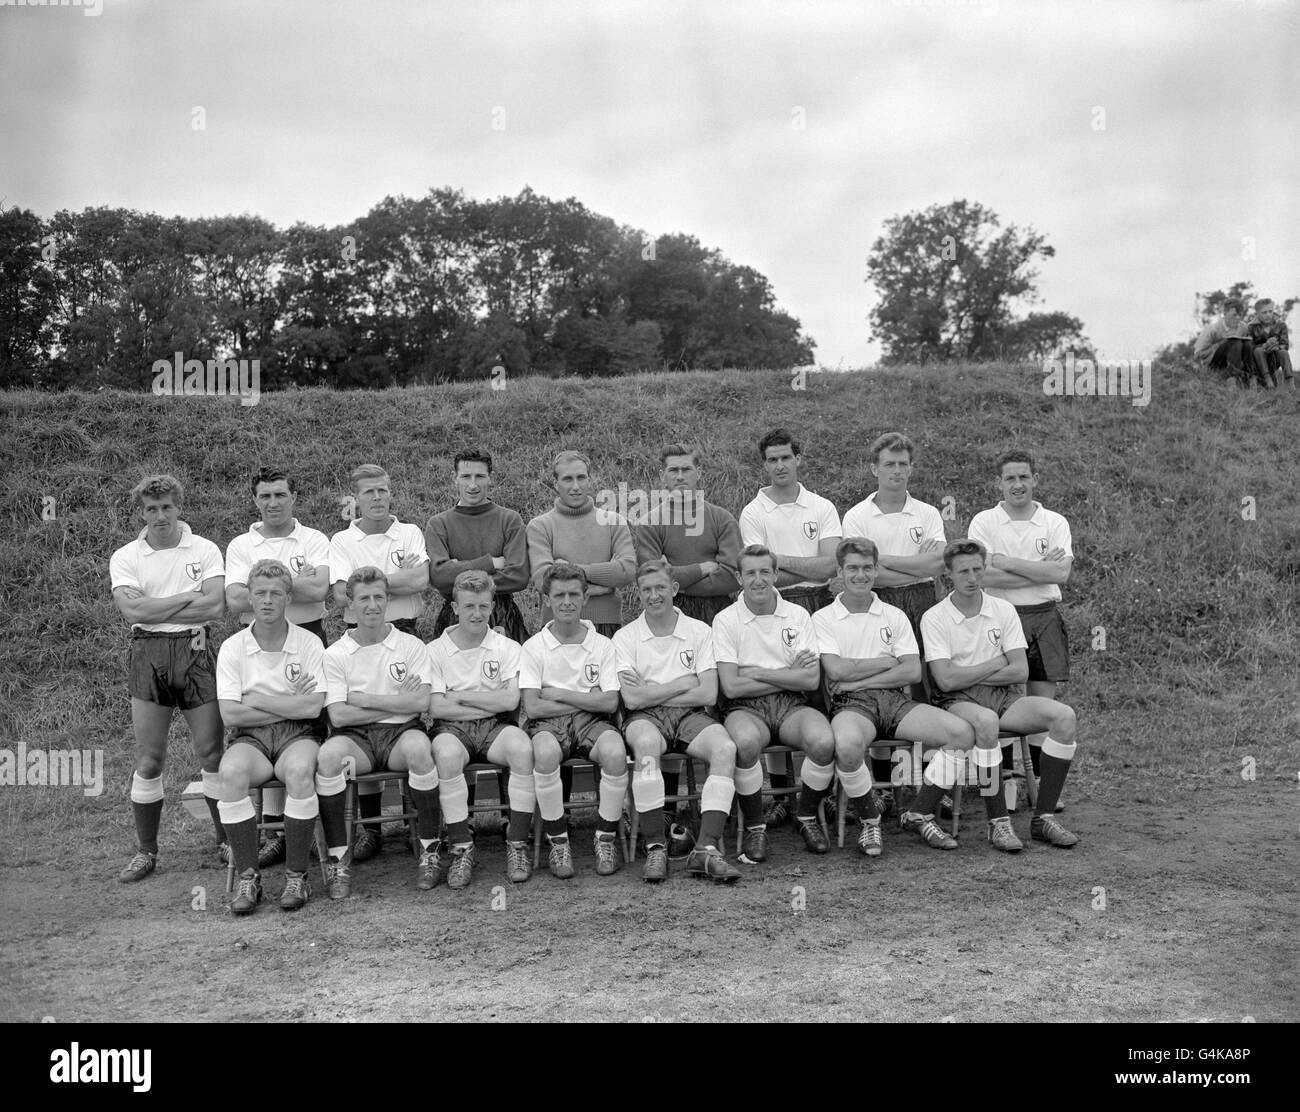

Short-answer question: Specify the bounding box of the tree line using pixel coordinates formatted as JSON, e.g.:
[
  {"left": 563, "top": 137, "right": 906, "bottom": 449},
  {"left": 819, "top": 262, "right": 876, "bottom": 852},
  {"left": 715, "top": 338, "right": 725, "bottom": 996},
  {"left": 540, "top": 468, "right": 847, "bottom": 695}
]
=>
[{"left": 0, "top": 187, "right": 816, "bottom": 390}]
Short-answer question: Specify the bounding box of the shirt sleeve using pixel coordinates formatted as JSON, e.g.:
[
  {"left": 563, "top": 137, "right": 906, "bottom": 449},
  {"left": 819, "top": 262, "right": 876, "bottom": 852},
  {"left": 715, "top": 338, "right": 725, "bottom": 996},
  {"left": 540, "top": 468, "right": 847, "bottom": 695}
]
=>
[
  {"left": 216, "top": 639, "right": 243, "bottom": 701},
  {"left": 966, "top": 511, "right": 996, "bottom": 555},
  {"left": 322, "top": 647, "right": 349, "bottom": 707},
  {"left": 425, "top": 642, "right": 447, "bottom": 695},
  {"left": 812, "top": 609, "right": 839, "bottom": 657},
  {"left": 403, "top": 523, "right": 428, "bottom": 565},
  {"left": 595, "top": 639, "right": 621, "bottom": 693},
  {"left": 711, "top": 611, "right": 739, "bottom": 664},
  {"left": 301, "top": 635, "right": 328, "bottom": 688},
  {"left": 818, "top": 499, "right": 843, "bottom": 540},
  {"left": 329, "top": 532, "right": 355, "bottom": 584},
  {"left": 109, "top": 546, "right": 139, "bottom": 591},
  {"left": 1052, "top": 513, "right": 1074, "bottom": 559},
  {"left": 841, "top": 504, "right": 867, "bottom": 541},
  {"left": 517, "top": 638, "right": 543, "bottom": 689},
  {"left": 920, "top": 606, "right": 950, "bottom": 662},
  {"left": 890, "top": 609, "right": 919, "bottom": 658},
  {"left": 198, "top": 538, "right": 224, "bottom": 582},
  {"left": 497, "top": 638, "right": 521, "bottom": 683},
  {"left": 922, "top": 505, "right": 946, "bottom": 545},
  {"left": 224, "top": 537, "right": 252, "bottom": 587},
  {"left": 694, "top": 626, "right": 717, "bottom": 673},
  {"left": 1000, "top": 606, "right": 1029, "bottom": 654},
  {"left": 304, "top": 529, "right": 332, "bottom": 574},
  {"left": 738, "top": 501, "right": 765, "bottom": 548},
  {"left": 793, "top": 607, "right": 819, "bottom": 655},
  {"left": 408, "top": 641, "right": 434, "bottom": 688},
  {"left": 612, "top": 628, "right": 637, "bottom": 676}
]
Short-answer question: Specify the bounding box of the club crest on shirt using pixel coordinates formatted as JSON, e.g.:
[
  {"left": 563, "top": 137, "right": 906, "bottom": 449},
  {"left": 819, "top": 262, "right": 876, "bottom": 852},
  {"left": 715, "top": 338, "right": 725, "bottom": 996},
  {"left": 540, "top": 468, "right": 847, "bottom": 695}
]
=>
[
  {"left": 389, "top": 549, "right": 406, "bottom": 568},
  {"left": 1035, "top": 537, "right": 1049, "bottom": 555},
  {"left": 802, "top": 521, "right": 818, "bottom": 540},
  {"left": 285, "top": 662, "right": 302, "bottom": 682},
  {"left": 679, "top": 649, "right": 695, "bottom": 670},
  {"left": 781, "top": 627, "right": 797, "bottom": 647},
  {"left": 880, "top": 627, "right": 894, "bottom": 646},
  {"left": 290, "top": 554, "right": 306, "bottom": 574},
  {"left": 389, "top": 662, "right": 407, "bottom": 682},
  {"left": 583, "top": 662, "right": 600, "bottom": 685},
  {"left": 185, "top": 562, "right": 203, "bottom": 581},
  {"left": 987, "top": 629, "right": 1002, "bottom": 647},
  {"left": 909, "top": 526, "right": 924, "bottom": 544},
  {"left": 482, "top": 659, "right": 501, "bottom": 681}
]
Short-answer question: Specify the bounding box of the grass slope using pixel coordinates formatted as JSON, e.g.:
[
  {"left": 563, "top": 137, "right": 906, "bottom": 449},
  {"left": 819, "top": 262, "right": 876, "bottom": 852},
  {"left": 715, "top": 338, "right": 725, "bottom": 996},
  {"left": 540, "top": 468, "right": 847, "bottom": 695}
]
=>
[{"left": 3, "top": 364, "right": 1298, "bottom": 864}]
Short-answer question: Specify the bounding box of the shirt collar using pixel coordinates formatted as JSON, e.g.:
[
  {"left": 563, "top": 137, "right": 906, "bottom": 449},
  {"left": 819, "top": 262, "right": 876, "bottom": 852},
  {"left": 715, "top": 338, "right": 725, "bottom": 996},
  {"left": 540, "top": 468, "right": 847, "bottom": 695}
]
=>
[
  {"left": 830, "top": 593, "right": 882, "bottom": 620},
  {"left": 247, "top": 519, "right": 304, "bottom": 546},
  {"left": 339, "top": 624, "right": 401, "bottom": 655},
  {"left": 243, "top": 623, "right": 307, "bottom": 655},
  {"left": 942, "top": 592, "right": 997, "bottom": 623},
  {"left": 736, "top": 590, "right": 797, "bottom": 624},
  {"left": 634, "top": 608, "right": 686, "bottom": 641},
  {"left": 757, "top": 484, "right": 810, "bottom": 512},
  {"left": 439, "top": 627, "right": 502, "bottom": 654},
  {"left": 136, "top": 521, "right": 194, "bottom": 553},
  {"left": 540, "top": 620, "right": 596, "bottom": 650},
  {"left": 348, "top": 516, "right": 401, "bottom": 540},
  {"left": 864, "top": 492, "right": 917, "bottom": 517},
  {"left": 994, "top": 501, "right": 1044, "bottom": 525}
]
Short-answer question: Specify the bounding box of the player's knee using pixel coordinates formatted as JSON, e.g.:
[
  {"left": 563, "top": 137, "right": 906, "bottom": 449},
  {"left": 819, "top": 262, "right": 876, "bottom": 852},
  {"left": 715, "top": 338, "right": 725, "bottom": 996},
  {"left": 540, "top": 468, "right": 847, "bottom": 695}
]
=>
[
  {"left": 834, "top": 732, "right": 867, "bottom": 767},
  {"left": 503, "top": 732, "right": 534, "bottom": 772},
  {"left": 281, "top": 761, "right": 314, "bottom": 796},
  {"left": 316, "top": 740, "right": 346, "bottom": 777},
  {"left": 398, "top": 736, "right": 434, "bottom": 773},
  {"left": 595, "top": 734, "right": 628, "bottom": 772},
  {"left": 944, "top": 718, "right": 976, "bottom": 751},
  {"left": 710, "top": 736, "right": 737, "bottom": 767},
  {"left": 532, "top": 736, "right": 561, "bottom": 772},
  {"left": 1050, "top": 703, "right": 1077, "bottom": 739}
]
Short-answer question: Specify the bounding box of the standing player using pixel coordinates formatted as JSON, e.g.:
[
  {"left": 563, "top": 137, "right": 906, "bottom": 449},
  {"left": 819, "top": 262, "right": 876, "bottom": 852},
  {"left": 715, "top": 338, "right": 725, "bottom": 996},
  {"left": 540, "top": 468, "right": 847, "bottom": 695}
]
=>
[
  {"left": 519, "top": 563, "right": 629, "bottom": 879},
  {"left": 225, "top": 466, "right": 331, "bottom": 868},
  {"left": 314, "top": 568, "right": 438, "bottom": 899},
  {"left": 738, "top": 429, "right": 841, "bottom": 819},
  {"left": 215, "top": 560, "right": 326, "bottom": 914},
  {"left": 921, "top": 540, "right": 1080, "bottom": 849},
  {"left": 110, "top": 474, "right": 226, "bottom": 883},
  {"left": 330, "top": 463, "right": 429, "bottom": 858},
  {"left": 814, "top": 539, "right": 975, "bottom": 856},
  {"left": 631, "top": 443, "right": 742, "bottom": 625},
  {"left": 425, "top": 449, "right": 530, "bottom": 642},
  {"left": 427, "top": 570, "right": 536, "bottom": 890},
  {"left": 967, "top": 451, "right": 1073, "bottom": 805},
  {"left": 614, "top": 562, "right": 742, "bottom": 883},
  {"left": 713, "top": 545, "right": 837, "bottom": 862},
  {"left": 526, "top": 450, "right": 635, "bottom": 638},
  {"left": 841, "top": 432, "right": 946, "bottom": 808}
]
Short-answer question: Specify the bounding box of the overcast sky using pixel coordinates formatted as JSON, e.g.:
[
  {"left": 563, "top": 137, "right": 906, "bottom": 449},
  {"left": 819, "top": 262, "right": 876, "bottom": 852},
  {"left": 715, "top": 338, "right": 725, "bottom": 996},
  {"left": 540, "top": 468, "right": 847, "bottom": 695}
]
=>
[{"left": 2, "top": 0, "right": 1296, "bottom": 365}]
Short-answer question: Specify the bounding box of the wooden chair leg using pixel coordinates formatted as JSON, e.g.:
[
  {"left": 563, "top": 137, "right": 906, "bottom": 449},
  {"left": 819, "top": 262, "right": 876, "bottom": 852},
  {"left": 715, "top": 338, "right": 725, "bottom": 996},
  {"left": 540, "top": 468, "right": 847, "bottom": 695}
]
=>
[
  {"left": 625, "top": 770, "right": 639, "bottom": 863},
  {"left": 533, "top": 804, "right": 543, "bottom": 869},
  {"left": 1018, "top": 735, "right": 1039, "bottom": 809},
  {"left": 837, "top": 780, "right": 847, "bottom": 848}
]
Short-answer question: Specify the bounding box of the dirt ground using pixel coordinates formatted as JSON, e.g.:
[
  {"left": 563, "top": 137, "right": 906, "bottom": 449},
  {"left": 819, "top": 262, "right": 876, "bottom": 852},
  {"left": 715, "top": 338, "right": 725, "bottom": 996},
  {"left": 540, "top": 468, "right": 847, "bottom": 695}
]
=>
[{"left": 2, "top": 779, "right": 1295, "bottom": 1024}]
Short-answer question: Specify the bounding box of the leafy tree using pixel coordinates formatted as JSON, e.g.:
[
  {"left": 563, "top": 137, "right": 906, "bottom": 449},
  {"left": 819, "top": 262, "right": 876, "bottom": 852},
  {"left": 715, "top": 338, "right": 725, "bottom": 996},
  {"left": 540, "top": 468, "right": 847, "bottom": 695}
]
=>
[
  {"left": 0, "top": 205, "right": 56, "bottom": 387},
  {"left": 866, "top": 200, "right": 1064, "bottom": 364},
  {"left": 997, "top": 311, "right": 1094, "bottom": 362}
]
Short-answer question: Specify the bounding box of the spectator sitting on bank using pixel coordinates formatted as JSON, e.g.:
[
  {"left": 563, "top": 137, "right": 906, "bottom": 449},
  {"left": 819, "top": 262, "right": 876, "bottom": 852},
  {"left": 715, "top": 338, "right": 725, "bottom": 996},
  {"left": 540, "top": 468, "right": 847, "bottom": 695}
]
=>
[
  {"left": 1246, "top": 297, "right": 1293, "bottom": 391},
  {"left": 1194, "top": 299, "right": 1265, "bottom": 387}
]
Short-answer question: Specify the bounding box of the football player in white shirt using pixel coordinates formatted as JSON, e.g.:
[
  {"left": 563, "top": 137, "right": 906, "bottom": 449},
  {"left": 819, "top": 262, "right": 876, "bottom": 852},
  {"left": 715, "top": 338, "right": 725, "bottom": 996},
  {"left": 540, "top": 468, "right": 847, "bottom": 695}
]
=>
[
  {"left": 109, "top": 475, "right": 226, "bottom": 884},
  {"left": 520, "top": 563, "right": 629, "bottom": 880},
  {"left": 614, "top": 562, "right": 742, "bottom": 883},
  {"left": 215, "top": 560, "right": 326, "bottom": 915},
  {"left": 427, "top": 570, "right": 536, "bottom": 890},
  {"left": 921, "top": 541, "right": 1080, "bottom": 849},
  {"left": 967, "top": 451, "right": 1073, "bottom": 803},
  {"left": 738, "top": 429, "right": 842, "bottom": 820},
  {"left": 713, "top": 545, "right": 837, "bottom": 863},
  {"left": 330, "top": 463, "right": 430, "bottom": 857},
  {"left": 814, "top": 538, "right": 975, "bottom": 856},
  {"left": 225, "top": 467, "right": 331, "bottom": 869},
  {"left": 314, "top": 567, "right": 437, "bottom": 899},
  {"left": 840, "top": 432, "right": 947, "bottom": 810}
]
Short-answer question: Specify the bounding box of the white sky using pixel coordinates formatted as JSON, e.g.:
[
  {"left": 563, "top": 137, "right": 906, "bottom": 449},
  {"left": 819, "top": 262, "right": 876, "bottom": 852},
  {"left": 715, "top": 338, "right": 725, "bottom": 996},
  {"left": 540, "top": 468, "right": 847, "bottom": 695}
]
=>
[{"left": 2, "top": 0, "right": 1296, "bottom": 365}]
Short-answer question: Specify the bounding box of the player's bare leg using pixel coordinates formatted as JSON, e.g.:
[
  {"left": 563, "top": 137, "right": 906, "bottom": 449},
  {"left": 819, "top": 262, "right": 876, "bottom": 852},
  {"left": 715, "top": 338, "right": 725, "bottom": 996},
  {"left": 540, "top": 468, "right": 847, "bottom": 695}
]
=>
[
  {"left": 777, "top": 707, "right": 835, "bottom": 854},
  {"left": 626, "top": 720, "right": 670, "bottom": 881},
  {"left": 832, "top": 711, "right": 883, "bottom": 857},
  {"left": 272, "top": 737, "right": 321, "bottom": 910},
  {"left": 217, "top": 744, "right": 275, "bottom": 915},
  {"left": 387, "top": 730, "right": 440, "bottom": 888},
  {"left": 682, "top": 724, "right": 741, "bottom": 881},
  {"left": 727, "top": 710, "right": 772, "bottom": 864},
  {"left": 484, "top": 726, "right": 535, "bottom": 883},
  {"left": 945, "top": 701, "right": 1021, "bottom": 852},
  {"left": 531, "top": 731, "right": 573, "bottom": 878},
  {"left": 180, "top": 701, "right": 225, "bottom": 855},
  {"left": 591, "top": 730, "right": 629, "bottom": 876},
  {"left": 119, "top": 700, "right": 172, "bottom": 882},
  {"left": 314, "top": 735, "right": 372, "bottom": 898},
  {"left": 999, "top": 697, "right": 1079, "bottom": 846}
]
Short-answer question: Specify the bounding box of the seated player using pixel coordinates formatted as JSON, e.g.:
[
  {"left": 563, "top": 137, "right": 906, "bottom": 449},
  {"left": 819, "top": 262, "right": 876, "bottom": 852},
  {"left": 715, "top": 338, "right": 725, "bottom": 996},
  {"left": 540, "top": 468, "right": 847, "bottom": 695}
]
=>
[
  {"left": 713, "top": 545, "right": 837, "bottom": 863},
  {"left": 427, "top": 570, "right": 536, "bottom": 890},
  {"left": 315, "top": 568, "right": 437, "bottom": 898},
  {"left": 814, "top": 538, "right": 976, "bottom": 856},
  {"left": 224, "top": 466, "right": 331, "bottom": 869},
  {"left": 519, "top": 562, "right": 629, "bottom": 879},
  {"left": 614, "top": 562, "right": 742, "bottom": 883},
  {"left": 110, "top": 473, "right": 226, "bottom": 882},
  {"left": 1247, "top": 297, "right": 1293, "bottom": 390},
  {"left": 921, "top": 540, "right": 1080, "bottom": 849},
  {"left": 215, "top": 560, "right": 326, "bottom": 915}
]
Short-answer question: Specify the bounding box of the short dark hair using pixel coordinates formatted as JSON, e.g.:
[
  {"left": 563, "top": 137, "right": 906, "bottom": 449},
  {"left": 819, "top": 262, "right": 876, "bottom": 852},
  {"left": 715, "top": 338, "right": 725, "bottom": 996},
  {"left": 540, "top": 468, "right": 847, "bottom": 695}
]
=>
[
  {"left": 1224, "top": 298, "right": 1244, "bottom": 315},
  {"left": 1254, "top": 297, "right": 1274, "bottom": 311},
  {"left": 836, "top": 537, "right": 879, "bottom": 567},
  {"left": 454, "top": 449, "right": 493, "bottom": 474},
  {"left": 250, "top": 467, "right": 295, "bottom": 497},
  {"left": 757, "top": 428, "right": 799, "bottom": 460},
  {"left": 995, "top": 450, "right": 1035, "bottom": 478},
  {"left": 345, "top": 566, "right": 390, "bottom": 600},
  {"left": 659, "top": 443, "right": 700, "bottom": 468},
  {"left": 943, "top": 539, "right": 987, "bottom": 571},
  {"left": 635, "top": 559, "right": 675, "bottom": 585},
  {"left": 869, "top": 432, "right": 915, "bottom": 464},
  {"left": 738, "top": 544, "right": 778, "bottom": 572},
  {"left": 542, "top": 560, "right": 588, "bottom": 595}
]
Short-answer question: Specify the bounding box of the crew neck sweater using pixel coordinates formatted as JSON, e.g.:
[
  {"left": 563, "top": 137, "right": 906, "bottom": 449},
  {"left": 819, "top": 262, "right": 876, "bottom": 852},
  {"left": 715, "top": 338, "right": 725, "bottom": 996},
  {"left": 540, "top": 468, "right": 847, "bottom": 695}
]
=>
[
  {"left": 424, "top": 501, "right": 530, "bottom": 596},
  {"left": 526, "top": 498, "right": 635, "bottom": 624}
]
